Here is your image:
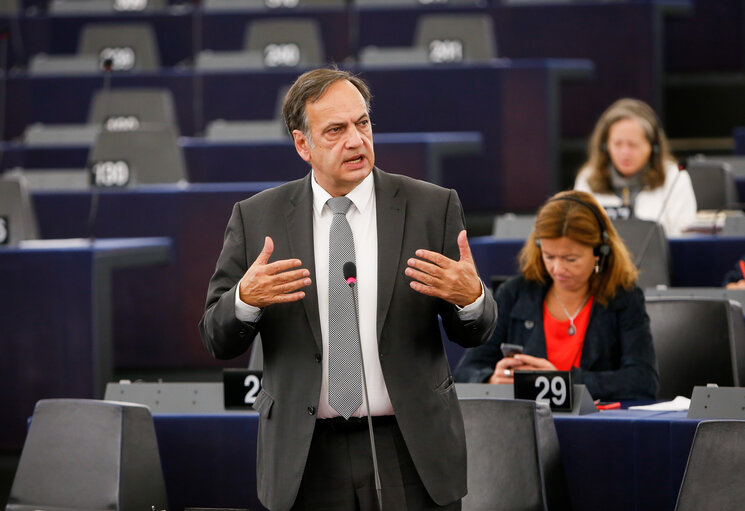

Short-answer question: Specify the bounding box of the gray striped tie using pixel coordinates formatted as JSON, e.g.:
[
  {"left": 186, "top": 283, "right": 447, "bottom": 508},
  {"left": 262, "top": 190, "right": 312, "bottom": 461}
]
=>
[{"left": 327, "top": 196, "right": 363, "bottom": 419}]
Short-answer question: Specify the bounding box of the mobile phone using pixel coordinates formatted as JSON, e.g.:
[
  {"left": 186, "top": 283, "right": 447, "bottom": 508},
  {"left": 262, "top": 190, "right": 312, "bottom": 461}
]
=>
[{"left": 500, "top": 342, "right": 524, "bottom": 357}]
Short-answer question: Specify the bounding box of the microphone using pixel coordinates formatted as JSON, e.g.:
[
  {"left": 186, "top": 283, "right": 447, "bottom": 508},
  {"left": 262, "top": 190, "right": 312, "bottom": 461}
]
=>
[
  {"left": 343, "top": 261, "right": 383, "bottom": 511},
  {"left": 631, "top": 165, "right": 683, "bottom": 271},
  {"left": 343, "top": 261, "right": 357, "bottom": 286}
]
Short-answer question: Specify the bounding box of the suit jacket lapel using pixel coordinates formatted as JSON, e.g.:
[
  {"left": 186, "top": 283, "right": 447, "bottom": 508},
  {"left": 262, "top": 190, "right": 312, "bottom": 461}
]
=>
[
  {"left": 285, "top": 174, "right": 323, "bottom": 351},
  {"left": 374, "top": 169, "right": 405, "bottom": 341}
]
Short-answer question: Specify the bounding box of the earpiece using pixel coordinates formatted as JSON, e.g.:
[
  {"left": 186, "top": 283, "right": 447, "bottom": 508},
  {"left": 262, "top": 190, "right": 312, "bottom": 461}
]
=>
[{"left": 547, "top": 196, "right": 611, "bottom": 271}]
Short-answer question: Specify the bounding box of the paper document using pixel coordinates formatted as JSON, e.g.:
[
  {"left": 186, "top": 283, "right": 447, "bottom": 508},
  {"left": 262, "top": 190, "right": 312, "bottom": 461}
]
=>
[{"left": 628, "top": 396, "right": 691, "bottom": 411}]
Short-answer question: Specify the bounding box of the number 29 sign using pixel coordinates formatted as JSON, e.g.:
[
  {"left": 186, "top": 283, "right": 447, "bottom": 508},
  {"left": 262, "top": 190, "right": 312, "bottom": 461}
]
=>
[{"left": 514, "top": 371, "right": 573, "bottom": 412}]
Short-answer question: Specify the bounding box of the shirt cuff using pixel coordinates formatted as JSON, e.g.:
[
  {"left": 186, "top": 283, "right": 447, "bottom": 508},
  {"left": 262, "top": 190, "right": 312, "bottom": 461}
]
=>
[
  {"left": 455, "top": 280, "right": 486, "bottom": 321},
  {"left": 235, "top": 285, "right": 262, "bottom": 323}
]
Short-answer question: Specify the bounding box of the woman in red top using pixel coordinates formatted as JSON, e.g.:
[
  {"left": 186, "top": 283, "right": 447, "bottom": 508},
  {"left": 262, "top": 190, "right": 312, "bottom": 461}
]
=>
[{"left": 455, "top": 190, "right": 659, "bottom": 401}]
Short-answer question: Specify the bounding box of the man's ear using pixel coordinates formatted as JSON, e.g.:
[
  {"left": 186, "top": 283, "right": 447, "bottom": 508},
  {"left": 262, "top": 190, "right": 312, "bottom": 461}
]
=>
[{"left": 292, "top": 130, "right": 311, "bottom": 162}]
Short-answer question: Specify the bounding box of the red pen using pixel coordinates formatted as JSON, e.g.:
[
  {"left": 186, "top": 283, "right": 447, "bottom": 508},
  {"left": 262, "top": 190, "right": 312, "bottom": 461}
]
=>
[
  {"left": 595, "top": 401, "right": 621, "bottom": 410},
  {"left": 739, "top": 260, "right": 745, "bottom": 279}
]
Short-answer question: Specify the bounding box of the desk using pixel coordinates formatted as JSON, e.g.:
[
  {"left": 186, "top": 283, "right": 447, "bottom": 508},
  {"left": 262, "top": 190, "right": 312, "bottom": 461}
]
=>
[
  {"left": 469, "top": 234, "right": 745, "bottom": 288},
  {"left": 0, "top": 237, "right": 171, "bottom": 450},
  {"left": 30, "top": 182, "right": 277, "bottom": 370},
  {"left": 148, "top": 408, "right": 699, "bottom": 511},
  {"left": 553, "top": 409, "right": 698, "bottom": 511}
]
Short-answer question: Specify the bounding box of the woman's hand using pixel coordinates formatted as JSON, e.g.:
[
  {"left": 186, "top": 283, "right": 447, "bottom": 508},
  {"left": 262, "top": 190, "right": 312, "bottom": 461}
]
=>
[
  {"left": 488, "top": 354, "right": 558, "bottom": 384},
  {"left": 512, "top": 354, "right": 557, "bottom": 371},
  {"left": 488, "top": 356, "right": 528, "bottom": 384}
]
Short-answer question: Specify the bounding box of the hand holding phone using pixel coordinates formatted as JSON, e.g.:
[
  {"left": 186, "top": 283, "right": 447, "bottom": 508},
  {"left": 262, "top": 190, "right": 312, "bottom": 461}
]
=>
[{"left": 500, "top": 342, "right": 524, "bottom": 358}]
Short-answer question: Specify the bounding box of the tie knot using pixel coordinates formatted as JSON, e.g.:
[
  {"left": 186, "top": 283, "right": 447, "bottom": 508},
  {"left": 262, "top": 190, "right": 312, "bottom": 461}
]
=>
[{"left": 327, "top": 196, "right": 352, "bottom": 215}]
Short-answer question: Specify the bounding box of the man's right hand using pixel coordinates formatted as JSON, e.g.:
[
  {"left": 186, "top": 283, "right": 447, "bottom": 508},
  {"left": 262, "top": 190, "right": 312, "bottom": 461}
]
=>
[{"left": 239, "top": 236, "right": 311, "bottom": 308}]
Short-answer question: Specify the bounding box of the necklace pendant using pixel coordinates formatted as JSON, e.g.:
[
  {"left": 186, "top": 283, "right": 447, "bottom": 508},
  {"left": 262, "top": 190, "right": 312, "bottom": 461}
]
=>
[{"left": 568, "top": 324, "right": 576, "bottom": 336}]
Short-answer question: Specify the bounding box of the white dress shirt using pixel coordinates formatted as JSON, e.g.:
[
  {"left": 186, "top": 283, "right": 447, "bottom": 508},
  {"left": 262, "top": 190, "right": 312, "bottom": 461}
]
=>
[{"left": 235, "top": 170, "right": 484, "bottom": 418}]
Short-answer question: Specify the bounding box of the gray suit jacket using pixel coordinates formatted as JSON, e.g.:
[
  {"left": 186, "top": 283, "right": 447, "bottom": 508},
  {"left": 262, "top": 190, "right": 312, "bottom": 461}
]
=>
[{"left": 199, "top": 168, "right": 498, "bottom": 511}]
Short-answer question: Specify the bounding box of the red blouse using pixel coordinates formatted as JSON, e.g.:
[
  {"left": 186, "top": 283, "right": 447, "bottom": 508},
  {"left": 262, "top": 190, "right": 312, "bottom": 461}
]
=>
[{"left": 543, "top": 296, "right": 594, "bottom": 370}]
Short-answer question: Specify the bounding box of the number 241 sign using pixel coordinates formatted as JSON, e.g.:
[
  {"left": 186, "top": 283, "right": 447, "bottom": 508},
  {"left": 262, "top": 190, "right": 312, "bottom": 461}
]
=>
[{"left": 514, "top": 371, "right": 573, "bottom": 412}]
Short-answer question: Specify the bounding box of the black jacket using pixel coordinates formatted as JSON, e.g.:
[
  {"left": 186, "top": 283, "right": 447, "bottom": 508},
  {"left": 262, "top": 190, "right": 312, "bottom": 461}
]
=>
[{"left": 454, "top": 275, "right": 658, "bottom": 401}]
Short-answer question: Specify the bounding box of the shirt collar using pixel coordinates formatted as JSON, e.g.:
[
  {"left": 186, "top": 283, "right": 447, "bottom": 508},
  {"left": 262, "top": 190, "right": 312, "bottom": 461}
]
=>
[{"left": 311, "top": 169, "right": 375, "bottom": 216}]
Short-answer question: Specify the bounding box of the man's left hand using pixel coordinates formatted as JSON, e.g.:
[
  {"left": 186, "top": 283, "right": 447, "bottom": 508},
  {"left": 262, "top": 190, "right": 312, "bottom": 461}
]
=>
[{"left": 406, "top": 230, "right": 482, "bottom": 307}]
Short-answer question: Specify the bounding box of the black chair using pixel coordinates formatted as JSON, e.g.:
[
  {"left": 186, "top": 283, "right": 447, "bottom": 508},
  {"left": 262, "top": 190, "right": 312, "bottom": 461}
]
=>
[
  {"left": 79, "top": 22, "right": 161, "bottom": 71},
  {"left": 459, "top": 398, "right": 570, "bottom": 511},
  {"left": 5, "top": 399, "right": 168, "bottom": 511},
  {"left": 360, "top": 12, "right": 496, "bottom": 66},
  {"left": 414, "top": 13, "right": 497, "bottom": 63},
  {"left": 0, "top": 175, "right": 39, "bottom": 246},
  {"left": 646, "top": 296, "right": 745, "bottom": 400},
  {"left": 686, "top": 160, "right": 738, "bottom": 210},
  {"left": 88, "top": 127, "right": 187, "bottom": 185},
  {"left": 89, "top": 88, "right": 179, "bottom": 134},
  {"left": 675, "top": 420, "right": 745, "bottom": 511},
  {"left": 612, "top": 218, "right": 671, "bottom": 288},
  {"left": 492, "top": 213, "right": 535, "bottom": 239}
]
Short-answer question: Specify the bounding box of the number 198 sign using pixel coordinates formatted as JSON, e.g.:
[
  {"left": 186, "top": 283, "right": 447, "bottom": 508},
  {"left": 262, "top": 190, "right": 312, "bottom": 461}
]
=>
[{"left": 514, "top": 371, "right": 573, "bottom": 412}]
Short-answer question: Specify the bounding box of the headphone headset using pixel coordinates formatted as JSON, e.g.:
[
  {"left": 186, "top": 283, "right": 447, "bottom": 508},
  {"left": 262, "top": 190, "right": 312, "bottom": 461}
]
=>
[{"left": 537, "top": 195, "right": 612, "bottom": 271}]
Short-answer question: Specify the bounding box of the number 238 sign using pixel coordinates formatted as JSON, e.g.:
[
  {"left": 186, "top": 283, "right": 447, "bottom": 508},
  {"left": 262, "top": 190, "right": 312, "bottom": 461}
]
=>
[
  {"left": 514, "top": 371, "right": 573, "bottom": 412},
  {"left": 223, "top": 369, "right": 263, "bottom": 409}
]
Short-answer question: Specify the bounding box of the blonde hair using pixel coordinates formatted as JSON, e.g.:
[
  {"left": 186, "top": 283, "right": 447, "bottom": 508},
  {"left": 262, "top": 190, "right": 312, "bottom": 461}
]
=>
[
  {"left": 582, "top": 98, "right": 675, "bottom": 193},
  {"left": 519, "top": 190, "right": 638, "bottom": 305}
]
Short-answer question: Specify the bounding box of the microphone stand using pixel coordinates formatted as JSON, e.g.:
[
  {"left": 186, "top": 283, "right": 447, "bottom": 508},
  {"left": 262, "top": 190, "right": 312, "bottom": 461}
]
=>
[
  {"left": 633, "top": 166, "right": 683, "bottom": 269},
  {"left": 346, "top": 273, "right": 383, "bottom": 511},
  {"left": 87, "top": 58, "right": 113, "bottom": 240}
]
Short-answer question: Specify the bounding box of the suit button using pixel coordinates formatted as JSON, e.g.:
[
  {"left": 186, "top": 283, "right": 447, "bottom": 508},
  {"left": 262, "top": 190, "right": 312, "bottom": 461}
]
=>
[
  {"left": 314, "top": 353, "right": 322, "bottom": 363},
  {"left": 307, "top": 406, "right": 316, "bottom": 415},
  {"left": 238, "top": 329, "right": 247, "bottom": 338}
]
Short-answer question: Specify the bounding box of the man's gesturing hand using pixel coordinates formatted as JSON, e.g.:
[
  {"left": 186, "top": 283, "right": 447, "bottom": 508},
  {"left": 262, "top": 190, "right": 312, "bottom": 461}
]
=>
[
  {"left": 239, "top": 236, "right": 311, "bottom": 308},
  {"left": 405, "top": 230, "right": 481, "bottom": 307}
]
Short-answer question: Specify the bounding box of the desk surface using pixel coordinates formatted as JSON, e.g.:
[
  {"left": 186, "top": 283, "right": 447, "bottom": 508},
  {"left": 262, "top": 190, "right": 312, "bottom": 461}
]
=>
[
  {"left": 0, "top": 237, "right": 172, "bottom": 451},
  {"left": 150, "top": 407, "right": 699, "bottom": 511}
]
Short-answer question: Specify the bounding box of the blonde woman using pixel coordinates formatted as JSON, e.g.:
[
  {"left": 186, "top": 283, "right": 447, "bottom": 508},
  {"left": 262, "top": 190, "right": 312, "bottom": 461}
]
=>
[{"left": 574, "top": 98, "right": 696, "bottom": 236}]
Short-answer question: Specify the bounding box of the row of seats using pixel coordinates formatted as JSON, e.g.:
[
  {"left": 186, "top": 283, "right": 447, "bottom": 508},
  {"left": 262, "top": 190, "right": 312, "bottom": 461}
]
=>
[
  {"left": 23, "top": 13, "right": 499, "bottom": 74},
  {"left": 9, "top": 397, "right": 745, "bottom": 511}
]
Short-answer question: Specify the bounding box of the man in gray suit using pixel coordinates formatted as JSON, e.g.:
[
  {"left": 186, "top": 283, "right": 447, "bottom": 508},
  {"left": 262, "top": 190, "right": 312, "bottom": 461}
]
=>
[{"left": 200, "top": 67, "right": 497, "bottom": 511}]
